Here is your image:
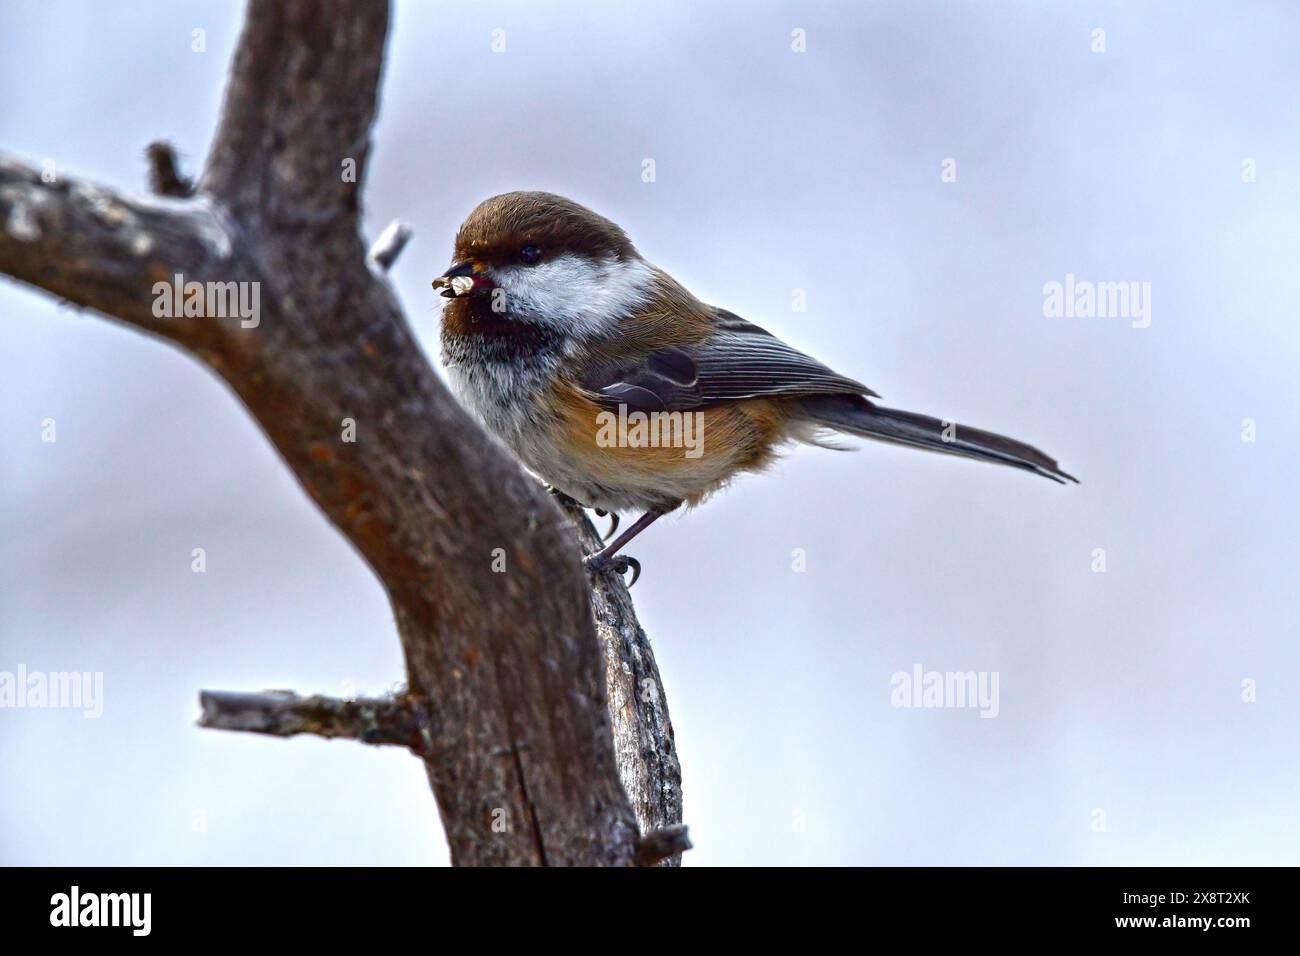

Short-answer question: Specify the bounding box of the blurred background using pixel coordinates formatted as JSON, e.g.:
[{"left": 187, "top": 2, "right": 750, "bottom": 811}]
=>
[{"left": 2, "top": 0, "right": 1297, "bottom": 866}]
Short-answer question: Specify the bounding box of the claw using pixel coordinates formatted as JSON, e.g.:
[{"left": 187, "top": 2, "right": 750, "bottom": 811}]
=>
[
  {"left": 621, "top": 555, "right": 641, "bottom": 588},
  {"left": 584, "top": 552, "right": 641, "bottom": 588},
  {"left": 601, "top": 511, "right": 620, "bottom": 541}
]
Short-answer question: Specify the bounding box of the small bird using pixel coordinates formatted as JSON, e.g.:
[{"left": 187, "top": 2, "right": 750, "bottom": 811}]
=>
[{"left": 435, "top": 192, "right": 1075, "bottom": 582}]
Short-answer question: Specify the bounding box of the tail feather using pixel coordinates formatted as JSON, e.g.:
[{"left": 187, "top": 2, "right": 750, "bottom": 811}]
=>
[{"left": 799, "top": 394, "right": 1077, "bottom": 485}]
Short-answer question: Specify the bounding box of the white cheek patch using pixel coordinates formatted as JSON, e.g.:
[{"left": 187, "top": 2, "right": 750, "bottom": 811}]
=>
[{"left": 491, "top": 253, "right": 656, "bottom": 337}]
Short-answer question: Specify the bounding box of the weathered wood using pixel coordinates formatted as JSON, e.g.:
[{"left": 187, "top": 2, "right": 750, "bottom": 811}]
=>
[
  {"left": 564, "top": 501, "right": 683, "bottom": 861},
  {"left": 199, "top": 690, "right": 435, "bottom": 753}
]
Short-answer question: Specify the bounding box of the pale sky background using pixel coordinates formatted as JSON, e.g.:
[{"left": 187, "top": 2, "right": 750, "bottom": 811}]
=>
[{"left": 2, "top": 1, "right": 1297, "bottom": 866}]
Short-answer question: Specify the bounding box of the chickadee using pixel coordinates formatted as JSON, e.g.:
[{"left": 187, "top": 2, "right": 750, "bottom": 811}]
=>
[{"left": 435, "top": 192, "right": 1075, "bottom": 581}]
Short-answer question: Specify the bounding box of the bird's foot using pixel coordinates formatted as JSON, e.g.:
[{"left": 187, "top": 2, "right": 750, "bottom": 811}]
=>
[{"left": 584, "top": 551, "right": 641, "bottom": 588}]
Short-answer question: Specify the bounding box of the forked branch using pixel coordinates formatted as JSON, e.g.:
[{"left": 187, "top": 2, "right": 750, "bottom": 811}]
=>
[{"left": 0, "top": 0, "right": 683, "bottom": 866}]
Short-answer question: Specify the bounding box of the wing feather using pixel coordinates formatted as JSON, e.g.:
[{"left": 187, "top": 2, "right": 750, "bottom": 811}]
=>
[{"left": 582, "top": 309, "right": 878, "bottom": 411}]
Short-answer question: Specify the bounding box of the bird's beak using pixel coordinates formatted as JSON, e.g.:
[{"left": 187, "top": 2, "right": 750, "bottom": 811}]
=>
[{"left": 432, "top": 261, "right": 494, "bottom": 298}]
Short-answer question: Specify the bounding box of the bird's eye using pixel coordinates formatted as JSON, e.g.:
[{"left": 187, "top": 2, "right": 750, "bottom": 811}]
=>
[{"left": 518, "top": 244, "right": 543, "bottom": 265}]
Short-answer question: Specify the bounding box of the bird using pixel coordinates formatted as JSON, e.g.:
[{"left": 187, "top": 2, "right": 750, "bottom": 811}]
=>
[{"left": 434, "top": 191, "right": 1075, "bottom": 584}]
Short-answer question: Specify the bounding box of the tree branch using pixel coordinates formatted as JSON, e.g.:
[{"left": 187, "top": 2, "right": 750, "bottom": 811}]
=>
[
  {"left": 633, "top": 825, "right": 693, "bottom": 867},
  {"left": 201, "top": 0, "right": 387, "bottom": 224},
  {"left": 0, "top": 154, "right": 238, "bottom": 349},
  {"left": 560, "top": 499, "right": 683, "bottom": 857},
  {"left": 199, "top": 690, "right": 434, "bottom": 753},
  {"left": 145, "top": 141, "right": 194, "bottom": 198},
  {"left": 367, "top": 219, "right": 412, "bottom": 272},
  {"left": 1, "top": 0, "right": 684, "bottom": 867}
]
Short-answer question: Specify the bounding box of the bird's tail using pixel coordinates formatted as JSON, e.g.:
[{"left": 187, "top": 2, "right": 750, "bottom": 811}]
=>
[{"left": 799, "top": 394, "right": 1077, "bottom": 484}]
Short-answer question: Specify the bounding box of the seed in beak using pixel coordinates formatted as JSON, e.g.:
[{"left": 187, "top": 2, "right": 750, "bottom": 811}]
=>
[
  {"left": 431, "top": 274, "right": 478, "bottom": 298},
  {"left": 446, "top": 275, "right": 476, "bottom": 296}
]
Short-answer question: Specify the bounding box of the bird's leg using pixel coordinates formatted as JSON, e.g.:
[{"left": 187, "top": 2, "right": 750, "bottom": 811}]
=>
[
  {"left": 588, "top": 509, "right": 664, "bottom": 563},
  {"left": 584, "top": 506, "right": 674, "bottom": 586}
]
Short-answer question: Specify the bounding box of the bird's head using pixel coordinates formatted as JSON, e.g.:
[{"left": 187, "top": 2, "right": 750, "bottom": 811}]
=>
[{"left": 434, "top": 191, "right": 656, "bottom": 337}]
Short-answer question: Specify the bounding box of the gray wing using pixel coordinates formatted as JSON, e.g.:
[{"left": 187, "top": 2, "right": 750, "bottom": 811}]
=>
[{"left": 583, "top": 309, "right": 879, "bottom": 412}]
